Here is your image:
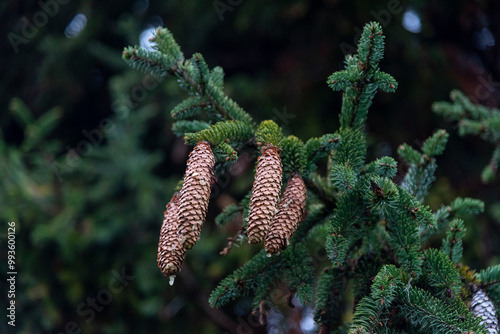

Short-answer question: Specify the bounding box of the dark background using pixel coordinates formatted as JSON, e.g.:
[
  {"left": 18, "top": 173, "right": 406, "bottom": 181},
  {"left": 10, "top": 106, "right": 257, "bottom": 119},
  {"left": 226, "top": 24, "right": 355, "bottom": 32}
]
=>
[{"left": 1, "top": 0, "right": 500, "bottom": 333}]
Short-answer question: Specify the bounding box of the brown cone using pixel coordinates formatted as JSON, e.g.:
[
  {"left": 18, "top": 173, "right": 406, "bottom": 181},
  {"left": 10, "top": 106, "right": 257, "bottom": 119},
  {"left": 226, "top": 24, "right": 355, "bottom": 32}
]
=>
[
  {"left": 265, "top": 173, "right": 307, "bottom": 255},
  {"left": 177, "top": 141, "right": 215, "bottom": 249},
  {"left": 247, "top": 146, "right": 283, "bottom": 244},
  {"left": 157, "top": 193, "right": 186, "bottom": 282},
  {"left": 471, "top": 287, "right": 499, "bottom": 333}
]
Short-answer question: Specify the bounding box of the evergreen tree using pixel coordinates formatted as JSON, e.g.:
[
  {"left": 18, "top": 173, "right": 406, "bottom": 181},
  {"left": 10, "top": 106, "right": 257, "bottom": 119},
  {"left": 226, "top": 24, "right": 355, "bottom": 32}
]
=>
[{"left": 120, "top": 21, "right": 500, "bottom": 333}]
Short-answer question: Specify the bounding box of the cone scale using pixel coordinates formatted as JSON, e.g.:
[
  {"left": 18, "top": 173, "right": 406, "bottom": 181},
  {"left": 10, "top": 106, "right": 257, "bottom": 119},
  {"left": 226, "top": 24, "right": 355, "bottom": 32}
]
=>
[
  {"left": 265, "top": 173, "right": 307, "bottom": 255},
  {"left": 157, "top": 193, "right": 186, "bottom": 283},
  {"left": 177, "top": 141, "right": 215, "bottom": 249},
  {"left": 471, "top": 287, "right": 499, "bottom": 334},
  {"left": 247, "top": 145, "right": 283, "bottom": 244}
]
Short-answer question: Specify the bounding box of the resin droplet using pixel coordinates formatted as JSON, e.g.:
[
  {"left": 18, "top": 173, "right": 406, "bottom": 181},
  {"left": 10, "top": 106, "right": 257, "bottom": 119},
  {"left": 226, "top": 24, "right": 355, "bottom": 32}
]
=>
[{"left": 169, "top": 275, "right": 176, "bottom": 286}]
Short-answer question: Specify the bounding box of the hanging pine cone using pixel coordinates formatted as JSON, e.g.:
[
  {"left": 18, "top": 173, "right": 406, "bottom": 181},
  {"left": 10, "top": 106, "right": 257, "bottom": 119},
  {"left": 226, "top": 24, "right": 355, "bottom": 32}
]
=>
[
  {"left": 157, "top": 193, "right": 186, "bottom": 285},
  {"left": 265, "top": 173, "right": 307, "bottom": 255},
  {"left": 470, "top": 287, "right": 499, "bottom": 333},
  {"left": 177, "top": 141, "right": 215, "bottom": 249},
  {"left": 247, "top": 145, "right": 283, "bottom": 244}
]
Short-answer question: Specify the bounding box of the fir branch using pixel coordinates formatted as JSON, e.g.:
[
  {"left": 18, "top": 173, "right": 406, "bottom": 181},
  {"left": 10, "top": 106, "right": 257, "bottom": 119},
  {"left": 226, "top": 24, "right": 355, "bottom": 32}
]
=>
[
  {"left": 433, "top": 89, "right": 500, "bottom": 182},
  {"left": 386, "top": 210, "right": 422, "bottom": 277},
  {"left": 215, "top": 203, "right": 242, "bottom": 226},
  {"left": 349, "top": 265, "right": 401, "bottom": 333},
  {"left": 282, "top": 245, "right": 315, "bottom": 305},
  {"left": 170, "top": 97, "right": 207, "bottom": 119},
  {"left": 220, "top": 227, "right": 244, "bottom": 256},
  {"left": 422, "top": 129, "right": 449, "bottom": 157},
  {"left": 291, "top": 204, "right": 330, "bottom": 243},
  {"left": 364, "top": 176, "right": 400, "bottom": 217},
  {"left": 210, "top": 66, "right": 225, "bottom": 88},
  {"left": 304, "top": 133, "right": 341, "bottom": 175},
  {"left": 429, "top": 197, "right": 484, "bottom": 242},
  {"left": 477, "top": 265, "right": 500, "bottom": 288},
  {"left": 399, "top": 130, "right": 448, "bottom": 202},
  {"left": 364, "top": 156, "right": 398, "bottom": 179},
  {"left": 331, "top": 163, "right": 358, "bottom": 193},
  {"left": 303, "top": 175, "right": 336, "bottom": 209},
  {"left": 209, "top": 250, "right": 280, "bottom": 308},
  {"left": 280, "top": 135, "right": 306, "bottom": 174},
  {"left": 421, "top": 249, "right": 461, "bottom": 299},
  {"left": 441, "top": 219, "right": 466, "bottom": 264},
  {"left": 327, "top": 191, "right": 362, "bottom": 267},
  {"left": 211, "top": 142, "right": 238, "bottom": 166},
  {"left": 123, "top": 29, "right": 254, "bottom": 125},
  {"left": 328, "top": 22, "right": 397, "bottom": 130},
  {"left": 397, "top": 186, "right": 437, "bottom": 236},
  {"left": 482, "top": 145, "right": 500, "bottom": 183},
  {"left": 398, "top": 286, "right": 483, "bottom": 333},
  {"left": 314, "top": 268, "right": 348, "bottom": 333},
  {"left": 184, "top": 120, "right": 254, "bottom": 146},
  {"left": 397, "top": 143, "right": 422, "bottom": 165},
  {"left": 255, "top": 120, "right": 283, "bottom": 148},
  {"left": 150, "top": 27, "right": 184, "bottom": 61},
  {"left": 332, "top": 128, "right": 367, "bottom": 174},
  {"left": 171, "top": 120, "right": 210, "bottom": 136}
]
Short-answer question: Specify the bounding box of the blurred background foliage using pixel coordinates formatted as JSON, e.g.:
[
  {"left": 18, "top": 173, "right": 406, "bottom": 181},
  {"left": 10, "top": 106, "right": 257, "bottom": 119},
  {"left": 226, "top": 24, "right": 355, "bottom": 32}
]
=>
[{"left": 1, "top": 0, "right": 499, "bottom": 333}]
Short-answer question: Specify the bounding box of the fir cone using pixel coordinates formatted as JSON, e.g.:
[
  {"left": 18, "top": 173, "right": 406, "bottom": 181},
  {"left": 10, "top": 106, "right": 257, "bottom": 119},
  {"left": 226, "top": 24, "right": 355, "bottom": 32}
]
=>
[
  {"left": 157, "top": 193, "right": 186, "bottom": 285},
  {"left": 265, "top": 173, "right": 307, "bottom": 255},
  {"left": 470, "top": 287, "right": 499, "bottom": 333},
  {"left": 247, "top": 145, "right": 283, "bottom": 244},
  {"left": 177, "top": 141, "right": 215, "bottom": 249}
]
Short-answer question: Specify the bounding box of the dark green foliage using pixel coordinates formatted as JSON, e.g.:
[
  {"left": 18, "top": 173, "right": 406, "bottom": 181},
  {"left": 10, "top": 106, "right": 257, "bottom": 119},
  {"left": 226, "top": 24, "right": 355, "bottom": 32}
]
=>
[
  {"left": 397, "top": 186, "right": 437, "bottom": 234},
  {"left": 171, "top": 120, "right": 210, "bottom": 136},
  {"left": 350, "top": 265, "right": 401, "bottom": 333},
  {"left": 331, "top": 163, "right": 358, "bottom": 193},
  {"left": 364, "top": 176, "right": 399, "bottom": 217},
  {"left": 209, "top": 245, "right": 314, "bottom": 309},
  {"left": 332, "top": 128, "right": 367, "bottom": 173},
  {"left": 477, "top": 265, "right": 500, "bottom": 312},
  {"left": 399, "top": 130, "right": 449, "bottom": 202},
  {"left": 421, "top": 249, "right": 461, "bottom": 299},
  {"left": 328, "top": 22, "right": 397, "bottom": 130},
  {"left": 280, "top": 135, "right": 306, "bottom": 174},
  {"left": 326, "top": 191, "right": 362, "bottom": 267},
  {"left": 431, "top": 197, "right": 484, "bottom": 239},
  {"left": 304, "top": 133, "right": 341, "bottom": 174},
  {"left": 255, "top": 120, "right": 283, "bottom": 147},
  {"left": 399, "top": 287, "right": 483, "bottom": 333},
  {"left": 170, "top": 97, "right": 206, "bottom": 120},
  {"left": 119, "top": 20, "right": 497, "bottom": 333},
  {"left": 433, "top": 89, "right": 500, "bottom": 182},
  {"left": 477, "top": 265, "right": 500, "bottom": 287},
  {"left": 314, "top": 268, "right": 347, "bottom": 332},
  {"left": 281, "top": 244, "right": 315, "bottom": 306},
  {"left": 184, "top": 120, "right": 254, "bottom": 146},
  {"left": 123, "top": 28, "right": 254, "bottom": 125},
  {"left": 387, "top": 211, "right": 423, "bottom": 277},
  {"left": 215, "top": 203, "right": 242, "bottom": 226},
  {"left": 209, "top": 250, "right": 278, "bottom": 308},
  {"left": 5, "top": 2, "right": 500, "bottom": 333},
  {"left": 365, "top": 156, "right": 398, "bottom": 179},
  {"left": 422, "top": 129, "right": 449, "bottom": 157},
  {"left": 441, "top": 219, "right": 466, "bottom": 264}
]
